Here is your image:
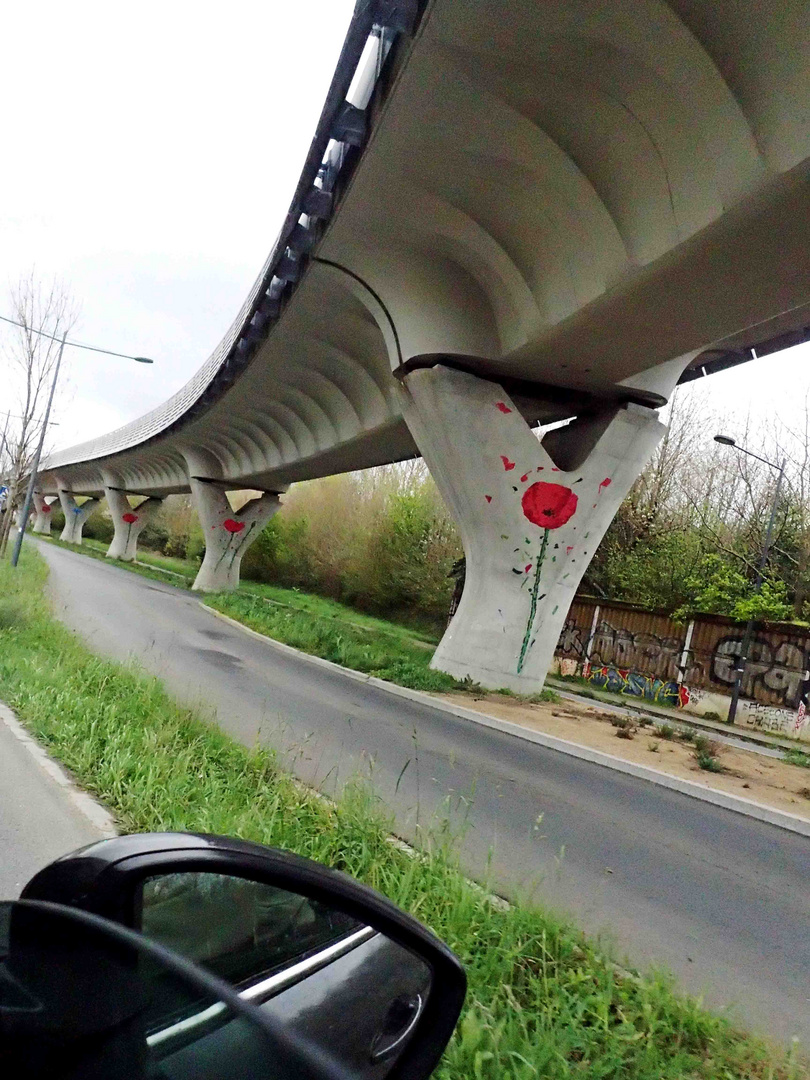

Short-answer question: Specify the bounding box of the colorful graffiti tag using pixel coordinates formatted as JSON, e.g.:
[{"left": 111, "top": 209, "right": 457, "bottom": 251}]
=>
[{"left": 582, "top": 662, "right": 689, "bottom": 707}]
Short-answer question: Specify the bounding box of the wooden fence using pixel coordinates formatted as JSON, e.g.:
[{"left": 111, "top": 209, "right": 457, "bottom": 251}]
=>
[{"left": 553, "top": 598, "right": 810, "bottom": 740}]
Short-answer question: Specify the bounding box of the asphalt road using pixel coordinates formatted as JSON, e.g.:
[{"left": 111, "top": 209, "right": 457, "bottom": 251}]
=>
[
  {"left": 38, "top": 541, "right": 810, "bottom": 1046},
  {"left": 0, "top": 706, "right": 108, "bottom": 897}
]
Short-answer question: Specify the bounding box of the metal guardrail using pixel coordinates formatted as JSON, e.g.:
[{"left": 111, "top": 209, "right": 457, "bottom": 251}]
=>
[{"left": 44, "top": 1, "right": 423, "bottom": 474}]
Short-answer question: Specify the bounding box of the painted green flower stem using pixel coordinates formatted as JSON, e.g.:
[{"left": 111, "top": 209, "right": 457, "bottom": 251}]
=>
[{"left": 517, "top": 527, "right": 549, "bottom": 673}]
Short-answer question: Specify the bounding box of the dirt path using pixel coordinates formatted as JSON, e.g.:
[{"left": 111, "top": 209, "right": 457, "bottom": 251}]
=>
[{"left": 434, "top": 691, "right": 810, "bottom": 821}]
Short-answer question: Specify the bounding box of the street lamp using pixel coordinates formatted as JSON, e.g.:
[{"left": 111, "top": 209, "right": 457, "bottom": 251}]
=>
[
  {"left": 713, "top": 434, "right": 786, "bottom": 726},
  {"left": 5, "top": 318, "right": 155, "bottom": 568}
]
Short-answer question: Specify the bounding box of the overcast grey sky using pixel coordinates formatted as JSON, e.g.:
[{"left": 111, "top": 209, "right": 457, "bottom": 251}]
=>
[{"left": 1, "top": 0, "right": 807, "bottom": 457}]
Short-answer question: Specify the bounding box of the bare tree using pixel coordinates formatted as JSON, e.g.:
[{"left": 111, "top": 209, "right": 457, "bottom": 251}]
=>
[{"left": 0, "top": 273, "right": 78, "bottom": 556}]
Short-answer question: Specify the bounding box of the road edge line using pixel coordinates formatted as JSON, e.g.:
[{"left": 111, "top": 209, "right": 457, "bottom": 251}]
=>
[
  {"left": 0, "top": 700, "right": 118, "bottom": 839},
  {"left": 198, "top": 603, "right": 810, "bottom": 839}
]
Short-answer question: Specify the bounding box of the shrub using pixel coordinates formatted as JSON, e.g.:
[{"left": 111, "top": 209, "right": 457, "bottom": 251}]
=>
[
  {"left": 693, "top": 737, "right": 725, "bottom": 772},
  {"left": 239, "top": 465, "right": 462, "bottom": 632}
]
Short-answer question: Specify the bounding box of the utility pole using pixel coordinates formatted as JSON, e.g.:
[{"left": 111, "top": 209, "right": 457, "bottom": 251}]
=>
[{"left": 713, "top": 435, "right": 786, "bottom": 726}]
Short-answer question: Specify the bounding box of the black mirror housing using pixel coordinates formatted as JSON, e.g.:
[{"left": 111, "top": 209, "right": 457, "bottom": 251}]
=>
[{"left": 22, "top": 833, "right": 466, "bottom": 1080}]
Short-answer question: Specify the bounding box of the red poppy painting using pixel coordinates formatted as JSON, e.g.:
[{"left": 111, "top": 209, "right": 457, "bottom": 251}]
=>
[{"left": 521, "top": 482, "right": 577, "bottom": 530}]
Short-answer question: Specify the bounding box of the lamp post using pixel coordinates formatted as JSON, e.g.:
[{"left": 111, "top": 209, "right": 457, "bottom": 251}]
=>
[
  {"left": 713, "top": 435, "right": 786, "bottom": 726},
  {"left": 5, "top": 319, "right": 154, "bottom": 568}
]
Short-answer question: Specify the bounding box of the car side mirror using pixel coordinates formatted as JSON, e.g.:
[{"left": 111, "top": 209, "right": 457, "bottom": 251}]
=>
[
  {"left": 22, "top": 834, "right": 467, "bottom": 1079},
  {"left": 1, "top": 899, "right": 349, "bottom": 1080}
]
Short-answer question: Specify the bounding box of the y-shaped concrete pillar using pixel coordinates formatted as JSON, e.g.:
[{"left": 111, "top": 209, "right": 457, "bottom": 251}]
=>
[
  {"left": 189, "top": 478, "right": 282, "bottom": 592},
  {"left": 57, "top": 489, "right": 100, "bottom": 545},
  {"left": 15, "top": 502, "right": 31, "bottom": 531},
  {"left": 32, "top": 492, "right": 54, "bottom": 534},
  {"left": 398, "top": 366, "right": 665, "bottom": 692},
  {"left": 104, "top": 487, "right": 164, "bottom": 561}
]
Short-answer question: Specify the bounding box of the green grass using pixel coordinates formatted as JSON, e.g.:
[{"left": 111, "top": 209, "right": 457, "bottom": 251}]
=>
[
  {"left": 205, "top": 590, "right": 466, "bottom": 694},
  {"left": 36, "top": 534, "right": 197, "bottom": 586},
  {"left": 0, "top": 548, "right": 805, "bottom": 1079},
  {"left": 783, "top": 748, "right": 810, "bottom": 769}
]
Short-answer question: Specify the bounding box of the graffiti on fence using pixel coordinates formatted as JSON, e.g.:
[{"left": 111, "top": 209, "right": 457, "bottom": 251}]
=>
[
  {"left": 740, "top": 701, "right": 798, "bottom": 735},
  {"left": 710, "top": 636, "right": 809, "bottom": 707},
  {"left": 556, "top": 609, "right": 810, "bottom": 724},
  {"left": 582, "top": 663, "right": 689, "bottom": 707}
]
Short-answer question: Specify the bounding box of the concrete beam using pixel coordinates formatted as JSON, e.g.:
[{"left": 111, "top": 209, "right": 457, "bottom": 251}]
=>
[{"left": 398, "top": 365, "right": 664, "bottom": 692}]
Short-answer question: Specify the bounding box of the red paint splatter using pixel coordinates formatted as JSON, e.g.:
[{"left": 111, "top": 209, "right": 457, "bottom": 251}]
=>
[
  {"left": 485, "top": 495, "right": 492, "bottom": 503},
  {"left": 551, "top": 467, "right": 560, "bottom": 472},
  {"left": 520, "top": 473, "right": 529, "bottom": 483},
  {"left": 495, "top": 401, "right": 512, "bottom": 414},
  {"left": 223, "top": 518, "right": 246, "bottom": 533},
  {"left": 122, "top": 512, "right": 138, "bottom": 524},
  {"left": 599, "top": 477, "right": 612, "bottom": 492},
  {"left": 41, "top": 504, "right": 51, "bottom": 513},
  {"left": 566, "top": 545, "right": 574, "bottom": 555},
  {"left": 679, "top": 685, "right": 690, "bottom": 707},
  {"left": 524, "top": 564, "right": 532, "bottom": 573},
  {"left": 521, "top": 482, "right": 578, "bottom": 530},
  {"left": 500, "top": 455, "right": 516, "bottom": 471},
  {"left": 536, "top": 466, "right": 544, "bottom": 471}
]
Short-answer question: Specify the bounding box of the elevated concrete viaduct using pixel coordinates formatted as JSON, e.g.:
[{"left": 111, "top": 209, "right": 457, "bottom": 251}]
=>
[{"left": 35, "top": 0, "right": 810, "bottom": 692}]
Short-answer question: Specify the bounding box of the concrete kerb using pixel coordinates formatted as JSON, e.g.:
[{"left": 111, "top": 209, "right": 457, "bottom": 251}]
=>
[
  {"left": 200, "top": 602, "right": 810, "bottom": 840},
  {"left": 0, "top": 700, "right": 118, "bottom": 839}
]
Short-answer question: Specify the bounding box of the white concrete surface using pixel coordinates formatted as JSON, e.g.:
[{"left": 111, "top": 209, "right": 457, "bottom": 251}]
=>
[
  {"left": 399, "top": 365, "right": 663, "bottom": 690},
  {"left": 31, "top": 491, "right": 53, "bottom": 535},
  {"left": 104, "top": 486, "right": 163, "bottom": 562},
  {"left": 189, "top": 476, "right": 283, "bottom": 592},
  {"left": 57, "top": 488, "right": 99, "bottom": 545}
]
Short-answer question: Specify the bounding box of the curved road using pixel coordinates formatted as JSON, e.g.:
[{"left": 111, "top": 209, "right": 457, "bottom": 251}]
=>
[{"left": 38, "top": 542, "right": 810, "bottom": 1046}]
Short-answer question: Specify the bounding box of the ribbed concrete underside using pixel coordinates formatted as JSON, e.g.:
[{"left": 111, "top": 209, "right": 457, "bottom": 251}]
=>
[{"left": 40, "top": 0, "right": 810, "bottom": 497}]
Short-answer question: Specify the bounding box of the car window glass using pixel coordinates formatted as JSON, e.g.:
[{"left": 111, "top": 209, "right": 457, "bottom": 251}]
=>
[{"left": 141, "top": 872, "right": 362, "bottom": 991}]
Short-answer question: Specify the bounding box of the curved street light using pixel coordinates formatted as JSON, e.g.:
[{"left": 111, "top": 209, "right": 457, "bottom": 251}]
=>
[{"left": 6, "top": 321, "right": 156, "bottom": 568}]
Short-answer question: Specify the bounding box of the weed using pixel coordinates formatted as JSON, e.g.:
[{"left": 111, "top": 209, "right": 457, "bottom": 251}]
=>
[
  {"left": 784, "top": 749, "right": 810, "bottom": 769},
  {"left": 799, "top": 787, "right": 810, "bottom": 799},
  {"left": 677, "top": 728, "right": 696, "bottom": 743},
  {"left": 529, "top": 688, "right": 560, "bottom": 704},
  {"left": 648, "top": 741, "right": 660, "bottom": 753},
  {"left": 703, "top": 710, "right": 722, "bottom": 721},
  {"left": 696, "top": 752, "right": 725, "bottom": 773},
  {"left": 655, "top": 723, "right": 676, "bottom": 740},
  {"left": 693, "top": 737, "right": 725, "bottom": 773}
]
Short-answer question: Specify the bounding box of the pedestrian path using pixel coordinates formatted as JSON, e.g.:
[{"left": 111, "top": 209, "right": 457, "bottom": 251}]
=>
[{"left": 0, "top": 702, "right": 115, "bottom": 897}]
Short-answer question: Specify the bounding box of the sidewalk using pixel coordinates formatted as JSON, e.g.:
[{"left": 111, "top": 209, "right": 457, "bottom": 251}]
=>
[{"left": 0, "top": 702, "right": 116, "bottom": 897}]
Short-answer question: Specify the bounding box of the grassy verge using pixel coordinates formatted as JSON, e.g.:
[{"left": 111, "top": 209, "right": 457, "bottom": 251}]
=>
[
  {"left": 36, "top": 534, "right": 198, "bottom": 586},
  {"left": 0, "top": 548, "right": 805, "bottom": 1079},
  {"left": 205, "top": 590, "right": 467, "bottom": 693}
]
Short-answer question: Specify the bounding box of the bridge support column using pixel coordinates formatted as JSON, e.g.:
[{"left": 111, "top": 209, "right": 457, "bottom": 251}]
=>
[
  {"left": 32, "top": 492, "right": 54, "bottom": 534},
  {"left": 398, "top": 365, "right": 665, "bottom": 692},
  {"left": 104, "top": 488, "right": 163, "bottom": 561},
  {"left": 57, "top": 489, "right": 100, "bottom": 545},
  {"left": 189, "top": 479, "right": 282, "bottom": 592},
  {"left": 15, "top": 502, "right": 31, "bottom": 532}
]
